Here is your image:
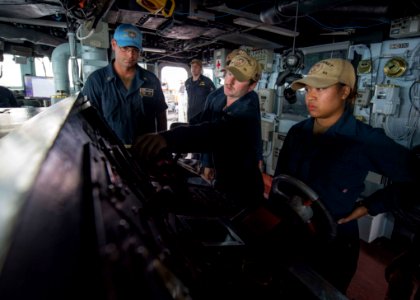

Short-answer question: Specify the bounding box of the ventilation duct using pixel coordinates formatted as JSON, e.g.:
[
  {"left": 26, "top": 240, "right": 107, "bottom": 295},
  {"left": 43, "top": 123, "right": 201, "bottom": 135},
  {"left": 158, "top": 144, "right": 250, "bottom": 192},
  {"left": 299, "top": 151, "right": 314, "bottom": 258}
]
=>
[
  {"left": 51, "top": 43, "right": 107, "bottom": 97},
  {"left": 81, "top": 45, "right": 108, "bottom": 84},
  {"left": 51, "top": 43, "right": 82, "bottom": 95},
  {"left": 260, "top": 1, "right": 296, "bottom": 24}
]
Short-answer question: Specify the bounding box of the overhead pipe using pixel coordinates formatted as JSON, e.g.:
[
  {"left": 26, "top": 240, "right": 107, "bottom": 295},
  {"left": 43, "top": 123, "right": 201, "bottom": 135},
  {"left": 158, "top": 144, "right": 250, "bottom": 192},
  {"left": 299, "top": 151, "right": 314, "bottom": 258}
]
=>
[
  {"left": 260, "top": 1, "right": 297, "bottom": 24},
  {"left": 0, "top": 23, "right": 66, "bottom": 48},
  {"left": 81, "top": 45, "right": 108, "bottom": 84},
  {"left": 51, "top": 42, "right": 108, "bottom": 96},
  {"left": 51, "top": 42, "right": 82, "bottom": 96},
  {"left": 0, "top": 16, "right": 67, "bottom": 28},
  {"left": 260, "top": 0, "right": 388, "bottom": 25}
]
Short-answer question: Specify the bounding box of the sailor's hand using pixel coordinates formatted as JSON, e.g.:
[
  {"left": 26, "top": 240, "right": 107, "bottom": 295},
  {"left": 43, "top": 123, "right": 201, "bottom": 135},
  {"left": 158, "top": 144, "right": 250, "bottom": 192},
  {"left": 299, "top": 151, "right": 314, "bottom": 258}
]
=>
[
  {"left": 202, "top": 167, "right": 215, "bottom": 182},
  {"left": 133, "top": 133, "right": 168, "bottom": 159},
  {"left": 337, "top": 205, "right": 368, "bottom": 224}
]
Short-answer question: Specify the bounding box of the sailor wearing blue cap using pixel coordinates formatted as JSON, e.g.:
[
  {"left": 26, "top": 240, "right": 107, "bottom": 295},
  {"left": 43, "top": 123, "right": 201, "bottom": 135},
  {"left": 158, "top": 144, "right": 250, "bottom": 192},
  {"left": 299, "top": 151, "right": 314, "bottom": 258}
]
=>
[
  {"left": 82, "top": 24, "right": 167, "bottom": 145},
  {"left": 113, "top": 23, "right": 143, "bottom": 50}
]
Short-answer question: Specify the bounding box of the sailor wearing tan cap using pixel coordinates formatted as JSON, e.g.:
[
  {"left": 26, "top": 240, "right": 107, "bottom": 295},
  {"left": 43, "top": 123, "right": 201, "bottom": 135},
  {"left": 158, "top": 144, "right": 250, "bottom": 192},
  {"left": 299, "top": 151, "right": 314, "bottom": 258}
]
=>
[
  {"left": 134, "top": 50, "right": 264, "bottom": 216},
  {"left": 198, "top": 50, "right": 263, "bottom": 182},
  {"left": 274, "top": 58, "right": 419, "bottom": 294}
]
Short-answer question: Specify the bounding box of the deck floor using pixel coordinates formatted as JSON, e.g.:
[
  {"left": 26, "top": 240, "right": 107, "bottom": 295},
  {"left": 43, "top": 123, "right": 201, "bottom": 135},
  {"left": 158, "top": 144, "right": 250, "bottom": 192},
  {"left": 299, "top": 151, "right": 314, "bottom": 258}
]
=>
[
  {"left": 347, "top": 237, "right": 408, "bottom": 300},
  {"left": 262, "top": 173, "right": 414, "bottom": 299}
]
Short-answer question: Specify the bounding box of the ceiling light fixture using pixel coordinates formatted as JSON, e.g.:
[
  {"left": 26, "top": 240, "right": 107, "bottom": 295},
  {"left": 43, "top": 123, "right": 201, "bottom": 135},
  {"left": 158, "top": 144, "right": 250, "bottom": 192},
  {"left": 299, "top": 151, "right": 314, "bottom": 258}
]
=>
[
  {"left": 233, "top": 18, "right": 299, "bottom": 37},
  {"left": 300, "top": 41, "right": 350, "bottom": 54},
  {"left": 142, "top": 47, "right": 167, "bottom": 53},
  {"left": 320, "top": 29, "right": 354, "bottom": 36}
]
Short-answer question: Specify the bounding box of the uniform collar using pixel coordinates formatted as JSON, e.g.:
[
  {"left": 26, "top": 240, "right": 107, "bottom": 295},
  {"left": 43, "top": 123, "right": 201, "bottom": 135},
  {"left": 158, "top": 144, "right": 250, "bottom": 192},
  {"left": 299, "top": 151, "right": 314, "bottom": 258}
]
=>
[
  {"left": 331, "top": 107, "right": 357, "bottom": 136},
  {"left": 192, "top": 74, "right": 205, "bottom": 82},
  {"left": 224, "top": 91, "right": 258, "bottom": 114},
  {"left": 305, "top": 107, "right": 357, "bottom": 136},
  {"left": 104, "top": 60, "right": 146, "bottom": 84}
]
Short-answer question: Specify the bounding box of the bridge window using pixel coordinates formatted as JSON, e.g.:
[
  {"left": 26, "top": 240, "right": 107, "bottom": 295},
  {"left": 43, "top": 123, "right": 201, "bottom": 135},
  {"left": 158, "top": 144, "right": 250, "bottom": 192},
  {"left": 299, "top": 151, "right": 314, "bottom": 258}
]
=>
[
  {"left": 0, "top": 54, "right": 22, "bottom": 88},
  {"left": 161, "top": 66, "right": 188, "bottom": 127},
  {"left": 34, "top": 57, "right": 53, "bottom": 77}
]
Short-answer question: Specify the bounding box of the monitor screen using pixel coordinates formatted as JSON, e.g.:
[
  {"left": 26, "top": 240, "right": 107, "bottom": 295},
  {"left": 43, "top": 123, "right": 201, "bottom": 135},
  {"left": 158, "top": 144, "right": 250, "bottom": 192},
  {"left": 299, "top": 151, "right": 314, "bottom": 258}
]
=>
[{"left": 24, "top": 76, "right": 56, "bottom": 99}]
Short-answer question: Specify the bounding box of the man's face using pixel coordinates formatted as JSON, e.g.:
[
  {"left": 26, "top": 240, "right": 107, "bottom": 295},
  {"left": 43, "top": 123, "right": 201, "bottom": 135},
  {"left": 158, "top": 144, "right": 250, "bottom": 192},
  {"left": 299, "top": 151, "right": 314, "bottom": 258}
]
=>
[
  {"left": 112, "top": 39, "right": 140, "bottom": 68},
  {"left": 223, "top": 70, "right": 255, "bottom": 100},
  {"left": 190, "top": 63, "right": 202, "bottom": 77}
]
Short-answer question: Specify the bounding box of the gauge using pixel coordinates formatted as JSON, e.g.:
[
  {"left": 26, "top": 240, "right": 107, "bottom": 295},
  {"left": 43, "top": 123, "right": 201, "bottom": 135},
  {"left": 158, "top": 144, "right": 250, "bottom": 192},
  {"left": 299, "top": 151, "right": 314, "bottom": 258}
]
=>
[
  {"left": 286, "top": 54, "right": 299, "bottom": 68},
  {"left": 384, "top": 57, "right": 407, "bottom": 78},
  {"left": 357, "top": 60, "right": 372, "bottom": 74}
]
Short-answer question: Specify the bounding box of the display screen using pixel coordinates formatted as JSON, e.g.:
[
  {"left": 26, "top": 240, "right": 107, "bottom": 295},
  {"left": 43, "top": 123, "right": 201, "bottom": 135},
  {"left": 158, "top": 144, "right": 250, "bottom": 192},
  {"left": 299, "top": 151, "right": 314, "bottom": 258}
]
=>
[{"left": 24, "top": 76, "right": 56, "bottom": 99}]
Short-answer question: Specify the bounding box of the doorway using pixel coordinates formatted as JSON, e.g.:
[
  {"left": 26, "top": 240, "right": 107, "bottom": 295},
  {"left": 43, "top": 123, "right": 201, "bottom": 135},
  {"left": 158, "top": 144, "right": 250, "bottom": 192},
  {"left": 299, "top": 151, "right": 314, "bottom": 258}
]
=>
[{"left": 161, "top": 66, "right": 188, "bottom": 128}]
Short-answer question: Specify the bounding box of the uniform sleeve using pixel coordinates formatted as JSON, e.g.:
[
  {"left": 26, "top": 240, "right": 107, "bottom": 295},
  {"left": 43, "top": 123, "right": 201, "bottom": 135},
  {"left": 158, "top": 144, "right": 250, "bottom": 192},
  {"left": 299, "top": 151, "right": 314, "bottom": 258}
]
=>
[
  {"left": 255, "top": 113, "right": 263, "bottom": 162},
  {"left": 161, "top": 121, "right": 219, "bottom": 153},
  {"left": 81, "top": 73, "right": 103, "bottom": 114},
  {"left": 196, "top": 91, "right": 217, "bottom": 167},
  {"left": 7, "top": 89, "right": 18, "bottom": 107},
  {"left": 162, "top": 111, "right": 255, "bottom": 153},
  {"left": 274, "top": 126, "right": 297, "bottom": 177},
  {"left": 10, "top": 93, "right": 18, "bottom": 107},
  {"left": 196, "top": 91, "right": 213, "bottom": 123},
  {"left": 0, "top": 87, "right": 19, "bottom": 107},
  {"left": 154, "top": 81, "right": 168, "bottom": 113},
  {"left": 364, "top": 130, "right": 416, "bottom": 181},
  {"left": 362, "top": 130, "right": 420, "bottom": 215},
  {"left": 256, "top": 137, "right": 263, "bottom": 161},
  {"left": 207, "top": 77, "right": 216, "bottom": 92},
  {"left": 200, "top": 152, "right": 213, "bottom": 168}
]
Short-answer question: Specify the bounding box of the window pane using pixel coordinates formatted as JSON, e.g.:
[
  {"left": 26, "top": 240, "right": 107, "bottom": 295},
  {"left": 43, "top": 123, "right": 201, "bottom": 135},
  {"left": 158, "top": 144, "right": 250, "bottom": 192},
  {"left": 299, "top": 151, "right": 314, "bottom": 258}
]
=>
[
  {"left": 161, "top": 66, "right": 188, "bottom": 125},
  {"left": 34, "top": 57, "right": 53, "bottom": 77},
  {"left": 0, "top": 54, "right": 22, "bottom": 88},
  {"left": 203, "top": 67, "right": 214, "bottom": 81}
]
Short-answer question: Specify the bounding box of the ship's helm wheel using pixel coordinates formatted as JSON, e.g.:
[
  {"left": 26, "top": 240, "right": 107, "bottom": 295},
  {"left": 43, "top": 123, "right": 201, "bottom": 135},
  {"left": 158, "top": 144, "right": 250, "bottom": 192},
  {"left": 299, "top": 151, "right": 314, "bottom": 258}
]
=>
[{"left": 268, "top": 174, "right": 337, "bottom": 244}]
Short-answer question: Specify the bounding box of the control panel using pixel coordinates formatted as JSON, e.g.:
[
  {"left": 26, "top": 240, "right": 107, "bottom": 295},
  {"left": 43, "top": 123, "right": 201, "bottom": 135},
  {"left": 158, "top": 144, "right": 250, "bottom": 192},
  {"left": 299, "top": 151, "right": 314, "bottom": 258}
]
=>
[
  {"left": 243, "top": 47, "right": 275, "bottom": 72},
  {"left": 258, "top": 88, "right": 276, "bottom": 113},
  {"left": 371, "top": 84, "right": 401, "bottom": 115},
  {"left": 390, "top": 15, "right": 420, "bottom": 38},
  {"left": 261, "top": 112, "right": 277, "bottom": 142}
]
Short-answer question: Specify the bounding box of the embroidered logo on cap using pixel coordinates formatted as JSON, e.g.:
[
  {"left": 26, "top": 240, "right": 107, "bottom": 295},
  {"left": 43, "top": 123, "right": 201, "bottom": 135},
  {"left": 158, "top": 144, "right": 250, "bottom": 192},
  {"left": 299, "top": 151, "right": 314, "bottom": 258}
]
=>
[
  {"left": 127, "top": 30, "right": 137, "bottom": 38},
  {"left": 309, "top": 62, "right": 322, "bottom": 74}
]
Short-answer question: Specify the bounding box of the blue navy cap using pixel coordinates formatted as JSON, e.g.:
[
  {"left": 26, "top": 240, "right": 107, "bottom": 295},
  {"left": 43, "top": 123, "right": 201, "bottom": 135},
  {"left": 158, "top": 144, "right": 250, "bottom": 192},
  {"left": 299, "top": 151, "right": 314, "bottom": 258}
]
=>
[{"left": 113, "top": 24, "right": 142, "bottom": 50}]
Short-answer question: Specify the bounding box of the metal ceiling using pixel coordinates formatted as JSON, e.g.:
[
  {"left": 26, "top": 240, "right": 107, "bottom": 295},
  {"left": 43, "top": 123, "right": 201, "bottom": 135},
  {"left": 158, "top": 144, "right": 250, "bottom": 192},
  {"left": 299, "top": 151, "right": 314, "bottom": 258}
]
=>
[{"left": 0, "top": 0, "right": 419, "bottom": 63}]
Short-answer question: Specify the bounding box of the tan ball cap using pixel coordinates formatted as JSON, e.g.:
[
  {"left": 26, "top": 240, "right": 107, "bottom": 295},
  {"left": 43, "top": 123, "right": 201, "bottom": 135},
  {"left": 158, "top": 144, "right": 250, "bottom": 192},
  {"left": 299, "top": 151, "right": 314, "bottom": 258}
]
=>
[
  {"left": 225, "top": 52, "right": 261, "bottom": 82},
  {"left": 291, "top": 58, "right": 356, "bottom": 91}
]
